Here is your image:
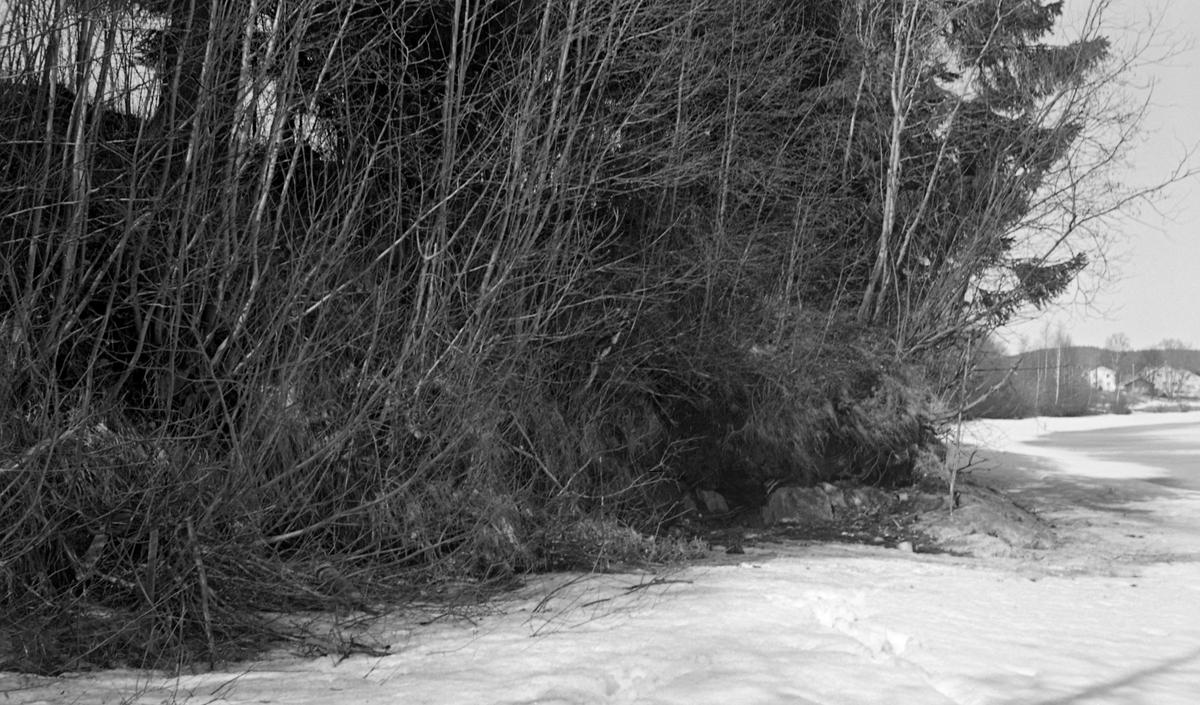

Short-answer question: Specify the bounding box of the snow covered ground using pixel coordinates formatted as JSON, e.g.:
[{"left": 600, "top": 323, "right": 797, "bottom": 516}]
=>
[{"left": 4, "top": 414, "right": 1200, "bottom": 705}]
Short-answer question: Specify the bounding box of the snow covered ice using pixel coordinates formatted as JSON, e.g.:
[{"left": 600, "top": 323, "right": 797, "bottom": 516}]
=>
[{"left": 4, "top": 413, "right": 1199, "bottom": 704}]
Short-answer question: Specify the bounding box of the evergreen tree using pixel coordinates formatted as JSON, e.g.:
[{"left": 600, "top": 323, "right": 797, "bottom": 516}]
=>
[{"left": 852, "top": 0, "right": 1109, "bottom": 351}]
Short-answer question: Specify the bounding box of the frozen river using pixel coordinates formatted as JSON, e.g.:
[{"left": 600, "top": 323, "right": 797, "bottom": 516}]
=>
[{"left": 1022, "top": 414, "right": 1200, "bottom": 491}]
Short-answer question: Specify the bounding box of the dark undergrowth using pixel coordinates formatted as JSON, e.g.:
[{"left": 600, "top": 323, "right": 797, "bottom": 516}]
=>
[{"left": 0, "top": 297, "right": 937, "bottom": 674}]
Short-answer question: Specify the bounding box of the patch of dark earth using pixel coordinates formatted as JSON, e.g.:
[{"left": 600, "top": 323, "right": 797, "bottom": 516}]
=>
[{"left": 686, "top": 490, "right": 963, "bottom": 557}]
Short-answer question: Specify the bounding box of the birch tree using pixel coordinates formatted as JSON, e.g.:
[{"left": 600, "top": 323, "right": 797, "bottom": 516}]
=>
[{"left": 849, "top": 0, "right": 1133, "bottom": 359}]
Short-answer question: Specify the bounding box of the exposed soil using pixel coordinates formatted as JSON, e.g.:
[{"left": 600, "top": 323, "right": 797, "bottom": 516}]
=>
[
  {"left": 688, "top": 470, "right": 1061, "bottom": 561},
  {"left": 685, "top": 441, "right": 1200, "bottom": 569}
]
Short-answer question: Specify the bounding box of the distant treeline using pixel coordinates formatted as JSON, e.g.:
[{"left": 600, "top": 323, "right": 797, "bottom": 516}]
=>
[{"left": 966, "top": 345, "right": 1200, "bottom": 418}]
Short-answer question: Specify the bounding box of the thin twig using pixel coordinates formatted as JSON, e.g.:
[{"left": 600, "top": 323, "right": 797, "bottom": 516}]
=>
[{"left": 186, "top": 518, "right": 217, "bottom": 670}]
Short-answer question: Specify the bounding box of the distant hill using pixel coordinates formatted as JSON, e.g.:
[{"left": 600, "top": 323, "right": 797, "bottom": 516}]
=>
[{"left": 986, "top": 346, "right": 1200, "bottom": 375}]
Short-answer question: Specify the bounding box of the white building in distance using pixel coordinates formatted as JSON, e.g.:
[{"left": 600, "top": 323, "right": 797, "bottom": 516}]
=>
[
  {"left": 1086, "top": 366, "right": 1117, "bottom": 392},
  {"left": 1142, "top": 367, "right": 1200, "bottom": 399}
]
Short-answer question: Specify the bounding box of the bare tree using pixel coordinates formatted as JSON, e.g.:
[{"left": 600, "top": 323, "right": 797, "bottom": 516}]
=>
[
  {"left": 1105, "top": 332, "right": 1131, "bottom": 369},
  {"left": 1104, "top": 331, "right": 1131, "bottom": 403},
  {"left": 1052, "top": 325, "right": 1074, "bottom": 408},
  {"left": 1155, "top": 338, "right": 1192, "bottom": 398}
]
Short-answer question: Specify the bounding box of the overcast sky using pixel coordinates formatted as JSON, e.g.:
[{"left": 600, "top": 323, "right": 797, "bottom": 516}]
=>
[{"left": 1002, "top": 0, "right": 1200, "bottom": 351}]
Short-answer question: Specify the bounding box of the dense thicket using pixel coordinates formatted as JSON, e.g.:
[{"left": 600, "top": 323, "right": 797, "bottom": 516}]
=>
[{"left": 1, "top": 0, "right": 1127, "bottom": 670}]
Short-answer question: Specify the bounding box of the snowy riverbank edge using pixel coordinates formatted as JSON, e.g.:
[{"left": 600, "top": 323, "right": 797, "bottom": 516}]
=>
[{"left": 3, "top": 413, "right": 1199, "bottom": 704}]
